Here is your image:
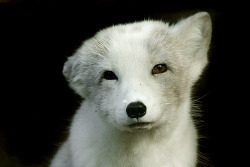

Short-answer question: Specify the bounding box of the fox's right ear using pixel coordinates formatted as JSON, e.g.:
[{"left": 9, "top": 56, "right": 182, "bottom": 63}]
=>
[
  {"left": 63, "top": 55, "right": 81, "bottom": 83},
  {"left": 63, "top": 54, "right": 87, "bottom": 98}
]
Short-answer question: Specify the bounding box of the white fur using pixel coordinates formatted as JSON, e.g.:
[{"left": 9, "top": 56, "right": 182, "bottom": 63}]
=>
[{"left": 50, "top": 12, "right": 212, "bottom": 167}]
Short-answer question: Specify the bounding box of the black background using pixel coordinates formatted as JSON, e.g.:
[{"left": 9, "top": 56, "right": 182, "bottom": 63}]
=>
[{"left": 0, "top": 1, "right": 248, "bottom": 167}]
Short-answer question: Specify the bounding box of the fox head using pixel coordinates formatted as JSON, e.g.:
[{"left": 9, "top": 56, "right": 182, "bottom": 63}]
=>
[{"left": 63, "top": 12, "right": 212, "bottom": 132}]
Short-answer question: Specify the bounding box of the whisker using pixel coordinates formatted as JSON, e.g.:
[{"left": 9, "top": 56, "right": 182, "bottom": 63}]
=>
[{"left": 192, "top": 92, "right": 210, "bottom": 103}]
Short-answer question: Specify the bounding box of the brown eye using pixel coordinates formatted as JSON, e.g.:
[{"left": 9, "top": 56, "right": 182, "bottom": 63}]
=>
[{"left": 152, "top": 64, "right": 168, "bottom": 74}]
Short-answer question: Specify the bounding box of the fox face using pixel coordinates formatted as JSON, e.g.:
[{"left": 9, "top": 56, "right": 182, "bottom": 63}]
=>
[{"left": 63, "top": 12, "right": 212, "bottom": 133}]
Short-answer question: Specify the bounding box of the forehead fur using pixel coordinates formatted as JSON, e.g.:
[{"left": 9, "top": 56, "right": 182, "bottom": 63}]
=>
[
  {"left": 85, "top": 20, "right": 170, "bottom": 58},
  {"left": 102, "top": 20, "right": 169, "bottom": 39},
  {"left": 82, "top": 20, "right": 187, "bottom": 77}
]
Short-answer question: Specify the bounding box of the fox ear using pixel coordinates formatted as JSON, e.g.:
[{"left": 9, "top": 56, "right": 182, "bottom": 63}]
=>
[
  {"left": 63, "top": 54, "right": 88, "bottom": 98},
  {"left": 173, "top": 12, "right": 212, "bottom": 82},
  {"left": 63, "top": 54, "right": 84, "bottom": 84},
  {"left": 174, "top": 12, "right": 212, "bottom": 52}
]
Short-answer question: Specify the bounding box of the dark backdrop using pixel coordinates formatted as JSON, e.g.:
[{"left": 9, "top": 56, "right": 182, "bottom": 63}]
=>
[{"left": 0, "top": 1, "right": 248, "bottom": 167}]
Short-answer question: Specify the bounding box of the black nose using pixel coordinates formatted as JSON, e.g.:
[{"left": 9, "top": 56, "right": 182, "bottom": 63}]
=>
[{"left": 126, "top": 101, "right": 146, "bottom": 119}]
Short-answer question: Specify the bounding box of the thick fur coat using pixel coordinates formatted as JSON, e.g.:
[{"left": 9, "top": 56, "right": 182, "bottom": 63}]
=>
[{"left": 50, "top": 12, "right": 212, "bottom": 167}]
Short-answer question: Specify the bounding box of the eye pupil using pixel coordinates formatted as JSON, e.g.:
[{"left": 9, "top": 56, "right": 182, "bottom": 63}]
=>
[
  {"left": 157, "top": 65, "right": 163, "bottom": 70},
  {"left": 103, "top": 71, "right": 118, "bottom": 80},
  {"left": 152, "top": 64, "right": 167, "bottom": 74}
]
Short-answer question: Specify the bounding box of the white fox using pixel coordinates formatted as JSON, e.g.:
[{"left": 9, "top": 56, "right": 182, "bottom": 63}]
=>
[{"left": 50, "top": 12, "right": 212, "bottom": 167}]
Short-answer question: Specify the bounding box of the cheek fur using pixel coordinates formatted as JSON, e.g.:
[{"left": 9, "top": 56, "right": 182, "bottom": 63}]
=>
[{"left": 94, "top": 81, "right": 118, "bottom": 112}]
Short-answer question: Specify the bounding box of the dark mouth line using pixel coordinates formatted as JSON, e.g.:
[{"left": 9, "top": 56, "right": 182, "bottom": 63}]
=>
[{"left": 129, "top": 122, "right": 152, "bottom": 128}]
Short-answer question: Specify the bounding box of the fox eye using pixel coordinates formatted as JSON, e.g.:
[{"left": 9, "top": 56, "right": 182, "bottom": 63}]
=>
[
  {"left": 152, "top": 64, "right": 168, "bottom": 74},
  {"left": 103, "top": 71, "right": 118, "bottom": 80}
]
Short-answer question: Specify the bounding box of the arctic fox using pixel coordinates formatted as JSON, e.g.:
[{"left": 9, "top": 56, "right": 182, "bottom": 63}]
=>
[{"left": 50, "top": 12, "right": 212, "bottom": 167}]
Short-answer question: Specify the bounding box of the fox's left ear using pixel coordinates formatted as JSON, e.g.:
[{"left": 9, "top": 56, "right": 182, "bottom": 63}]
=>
[
  {"left": 173, "top": 12, "right": 212, "bottom": 81},
  {"left": 174, "top": 12, "right": 212, "bottom": 55},
  {"left": 176, "top": 12, "right": 211, "bottom": 42}
]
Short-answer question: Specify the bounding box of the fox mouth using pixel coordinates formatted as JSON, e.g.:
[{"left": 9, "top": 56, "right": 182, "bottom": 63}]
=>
[{"left": 128, "top": 122, "right": 153, "bottom": 130}]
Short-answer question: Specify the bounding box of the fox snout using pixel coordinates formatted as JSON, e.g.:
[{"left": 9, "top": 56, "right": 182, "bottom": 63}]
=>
[{"left": 126, "top": 101, "right": 147, "bottom": 119}]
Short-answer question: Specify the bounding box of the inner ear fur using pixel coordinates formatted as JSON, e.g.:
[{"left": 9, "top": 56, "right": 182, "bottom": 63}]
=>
[{"left": 172, "top": 12, "right": 212, "bottom": 83}]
